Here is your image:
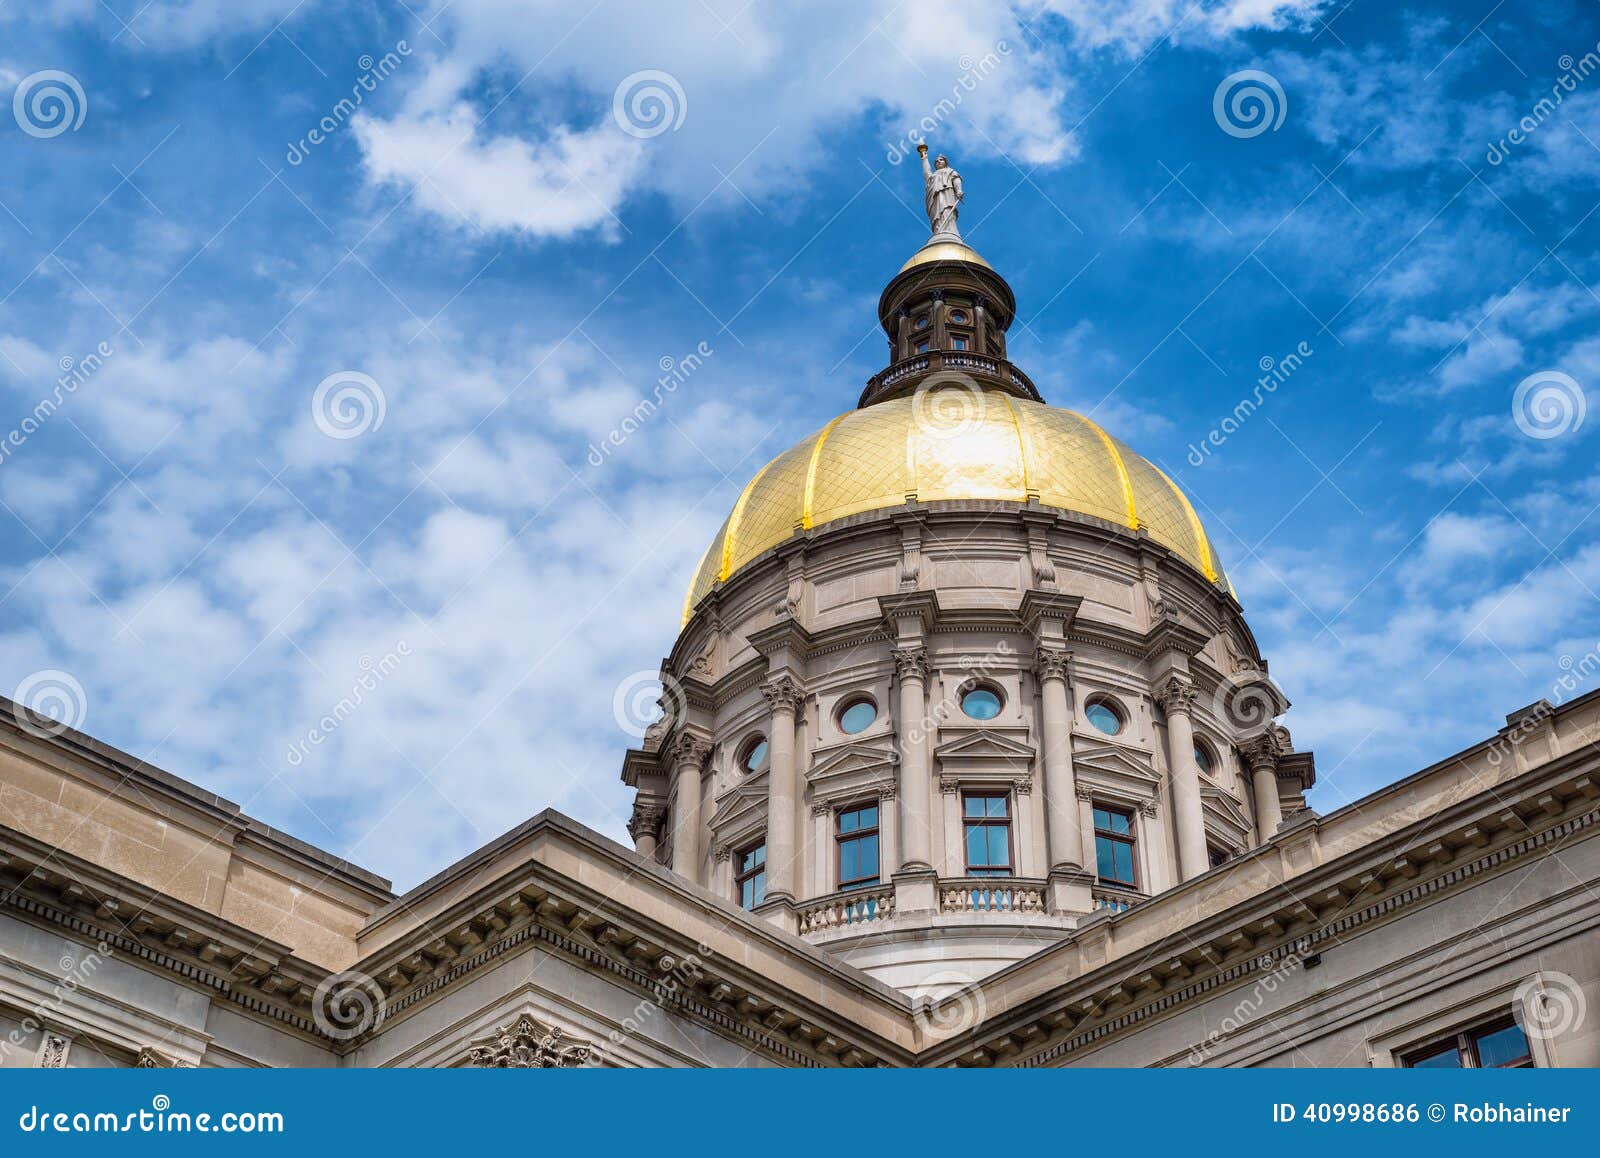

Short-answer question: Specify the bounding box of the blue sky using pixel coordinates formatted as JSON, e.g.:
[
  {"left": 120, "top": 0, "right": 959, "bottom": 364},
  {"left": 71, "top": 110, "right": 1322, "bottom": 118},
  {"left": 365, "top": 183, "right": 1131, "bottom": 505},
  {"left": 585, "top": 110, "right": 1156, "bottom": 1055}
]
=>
[{"left": 1, "top": 0, "right": 1597, "bottom": 888}]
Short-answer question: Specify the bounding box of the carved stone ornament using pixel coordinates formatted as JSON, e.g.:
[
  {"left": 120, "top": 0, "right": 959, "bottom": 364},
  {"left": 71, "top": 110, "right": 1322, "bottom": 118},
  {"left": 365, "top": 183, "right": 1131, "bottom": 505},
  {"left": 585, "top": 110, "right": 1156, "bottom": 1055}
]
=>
[
  {"left": 760, "top": 675, "right": 805, "bottom": 715},
  {"left": 1157, "top": 676, "right": 1198, "bottom": 715},
  {"left": 628, "top": 800, "right": 666, "bottom": 842},
  {"left": 1139, "top": 799, "right": 1159, "bottom": 818},
  {"left": 466, "top": 1013, "right": 594, "bottom": 1069},
  {"left": 892, "top": 647, "right": 929, "bottom": 682},
  {"left": 1075, "top": 784, "right": 1096, "bottom": 802},
  {"left": 1032, "top": 646, "right": 1070, "bottom": 684},
  {"left": 670, "top": 731, "right": 712, "bottom": 769},
  {"left": 37, "top": 1034, "right": 69, "bottom": 1069}
]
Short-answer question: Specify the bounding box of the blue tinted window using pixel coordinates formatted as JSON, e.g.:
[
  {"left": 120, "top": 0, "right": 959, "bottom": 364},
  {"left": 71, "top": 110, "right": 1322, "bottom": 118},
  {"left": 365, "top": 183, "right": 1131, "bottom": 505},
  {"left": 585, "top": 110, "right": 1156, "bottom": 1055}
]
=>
[
  {"left": 741, "top": 738, "right": 768, "bottom": 772},
  {"left": 961, "top": 687, "right": 1002, "bottom": 720},
  {"left": 1086, "top": 700, "right": 1123, "bottom": 735},
  {"left": 838, "top": 699, "right": 877, "bottom": 734}
]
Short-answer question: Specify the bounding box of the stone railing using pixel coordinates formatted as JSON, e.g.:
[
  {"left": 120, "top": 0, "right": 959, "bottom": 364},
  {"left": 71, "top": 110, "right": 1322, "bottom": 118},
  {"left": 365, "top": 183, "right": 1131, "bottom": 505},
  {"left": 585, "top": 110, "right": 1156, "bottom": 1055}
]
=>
[
  {"left": 797, "top": 883, "right": 896, "bottom": 934},
  {"left": 939, "top": 878, "right": 1046, "bottom": 914},
  {"left": 1091, "top": 884, "right": 1145, "bottom": 914}
]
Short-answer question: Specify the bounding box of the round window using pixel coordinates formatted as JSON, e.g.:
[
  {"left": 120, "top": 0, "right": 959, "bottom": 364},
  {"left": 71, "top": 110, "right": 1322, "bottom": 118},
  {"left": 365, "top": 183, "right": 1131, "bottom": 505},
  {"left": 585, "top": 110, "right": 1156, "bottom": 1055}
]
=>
[
  {"left": 914, "top": 315, "right": 930, "bottom": 330},
  {"left": 1193, "top": 742, "right": 1214, "bottom": 775},
  {"left": 949, "top": 309, "right": 968, "bottom": 324},
  {"left": 960, "top": 686, "right": 1002, "bottom": 720},
  {"left": 741, "top": 737, "right": 769, "bottom": 773},
  {"left": 1085, "top": 698, "right": 1124, "bottom": 736},
  {"left": 838, "top": 698, "right": 878, "bottom": 735}
]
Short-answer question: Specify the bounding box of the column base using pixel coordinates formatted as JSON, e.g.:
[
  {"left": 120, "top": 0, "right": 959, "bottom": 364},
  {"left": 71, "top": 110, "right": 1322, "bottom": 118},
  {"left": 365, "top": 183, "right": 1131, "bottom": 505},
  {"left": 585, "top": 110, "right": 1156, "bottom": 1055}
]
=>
[
  {"left": 1047, "top": 866, "right": 1095, "bottom": 915},
  {"left": 892, "top": 866, "right": 939, "bottom": 916}
]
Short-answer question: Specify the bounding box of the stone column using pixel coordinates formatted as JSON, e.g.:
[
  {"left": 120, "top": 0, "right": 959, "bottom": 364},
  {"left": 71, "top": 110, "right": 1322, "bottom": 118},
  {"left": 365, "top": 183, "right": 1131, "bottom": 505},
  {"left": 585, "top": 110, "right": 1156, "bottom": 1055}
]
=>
[
  {"left": 973, "top": 294, "right": 989, "bottom": 355},
  {"left": 1158, "top": 676, "right": 1210, "bottom": 882},
  {"left": 892, "top": 647, "right": 933, "bottom": 872},
  {"left": 628, "top": 799, "right": 666, "bottom": 861},
  {"left": 760, "top": 675, "right": 804, "bottom": 909},
  {"left": 1246, "top": 734, "right": 1284, "bottom": 842},
  {"left": 669, "top": 734, "right": 710, "bottom": 883},
  {"left": 1034, "top": 646, "right": 1085, "bottom": 871},
  {"left": 1036, "top": 645, "right": 1092, "bottom": 912}
]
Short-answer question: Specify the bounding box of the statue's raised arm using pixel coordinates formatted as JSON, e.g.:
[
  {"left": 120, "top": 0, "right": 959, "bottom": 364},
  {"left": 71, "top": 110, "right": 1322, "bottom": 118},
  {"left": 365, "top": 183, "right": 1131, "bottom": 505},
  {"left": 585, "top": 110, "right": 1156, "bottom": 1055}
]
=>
[{"left": 916, "top": 143, "right": 963, "bottom": 239}]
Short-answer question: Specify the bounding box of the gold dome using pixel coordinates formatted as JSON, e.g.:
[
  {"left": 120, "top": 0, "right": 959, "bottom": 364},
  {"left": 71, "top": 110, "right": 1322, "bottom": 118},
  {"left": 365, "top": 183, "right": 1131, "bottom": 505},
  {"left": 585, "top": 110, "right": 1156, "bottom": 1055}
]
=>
[
  {"left": 898, "top": 238, "right": 992, "bottom": 274},
  {"left": 684, "top": 392, "right": 1225, "bottom": 623}
]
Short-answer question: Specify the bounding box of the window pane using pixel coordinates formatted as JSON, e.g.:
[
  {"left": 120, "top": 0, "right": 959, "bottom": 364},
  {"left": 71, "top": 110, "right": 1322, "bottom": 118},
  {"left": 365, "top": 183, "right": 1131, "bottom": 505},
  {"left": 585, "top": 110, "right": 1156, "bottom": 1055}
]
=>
[
  {"left": 860, "top": 806, "right": 877, "bottom": 829},
  {"left": 751, "top": 871, "right": 765, "bottom": 907},
  {"left": 1193, "top": 744, "right": 1213, "bottom": 775},
  {"left": 1095, "top": 835, "right": 1116, "bottom": 879},
  {"left": 988, "top": 796, "right": 1008, "bottom": 817},
  {"left": 839, "top": 810, "right": 859, "bottom": 834},
  {"left": 742, "top": 739, "right": 768, "bottom": 771},
  {"left": 1093, "top": 807, "right": 1111, "bottom": 830},
  {"left": 1408, "top": 1045, "right": 1462, "bottom": 1068},
  {"left": 965, "top": 825, "right": 986, "bottom": 867},
  {"left": 860, "top": 834, "right": 878, "bottom": 878},
  {"left": 1086, "top": 701, "right": 1122, "bottom": 735},
  {"left": 840, "top": 841, "right": 859, "bottom": 882},
  {"left": 1113, "top": 842, "right": 1134, "bottom": 884},
  {"left": 1474, "top": 1023, "right": 1531, "bottom": 1068},
  {"left": 961, "top": 688, "right": 1001, "bottom": 719},
  {"left": 1110, "top": 810, "right": 1130, "bottom": 835},
  {"left": 965, "top": 797, "right": 986, "bottom": 818},
  {"left": 986, "top": 828, "right": 1009, "bottom": 869}
]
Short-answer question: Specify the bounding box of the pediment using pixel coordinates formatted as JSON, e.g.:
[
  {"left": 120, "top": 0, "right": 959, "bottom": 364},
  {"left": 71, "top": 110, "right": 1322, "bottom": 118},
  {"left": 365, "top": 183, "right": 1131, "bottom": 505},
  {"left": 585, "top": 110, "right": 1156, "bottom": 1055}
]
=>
[
  {"left": 707, "top": 775, "right": 767, "bottom": 831},
  {"left": 1072, "top": 741, "right": 1162, "bottom": 787},
  {"left": 1201, "top": 782, "right": 1253, "bottom": 843},
  {"left": 807, "top": 740, "right": 897, "bottom": 784},
  {"left": 933, "top": 728, "right": 1036, "bottom": 762}
]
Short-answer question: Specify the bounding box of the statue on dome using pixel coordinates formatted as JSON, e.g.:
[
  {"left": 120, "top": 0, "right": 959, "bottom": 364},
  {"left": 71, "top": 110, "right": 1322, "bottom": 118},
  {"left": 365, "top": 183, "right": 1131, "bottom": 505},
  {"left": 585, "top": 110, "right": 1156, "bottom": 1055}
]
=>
[{"left": 917, "top": 143, "right": 963, "bottom": 238}]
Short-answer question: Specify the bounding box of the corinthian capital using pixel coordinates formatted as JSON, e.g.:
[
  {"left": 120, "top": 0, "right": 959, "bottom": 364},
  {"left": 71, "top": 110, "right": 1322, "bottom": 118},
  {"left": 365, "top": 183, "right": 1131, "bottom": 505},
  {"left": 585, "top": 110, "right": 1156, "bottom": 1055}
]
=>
[
  {"left": 891, "top": 646, "right": 929, "bottom": 682},
  {"left": 1244, "top": 731, "right": 1283, "bottom": 773},
  {"left": 1032, "top": 646, "right": 1070, "bottom": 684},
  {"left": 669, "top": 730, "right": 712, "bottom": 769},
  {"left": 760, "top": 675, "right": 804, "bottom": 715},
  {"left": 1157, "top": 675, "right": 1198, "bottom": 715},
  {"left": 627, "top": 799, "right": 666, "bottom": 842}
]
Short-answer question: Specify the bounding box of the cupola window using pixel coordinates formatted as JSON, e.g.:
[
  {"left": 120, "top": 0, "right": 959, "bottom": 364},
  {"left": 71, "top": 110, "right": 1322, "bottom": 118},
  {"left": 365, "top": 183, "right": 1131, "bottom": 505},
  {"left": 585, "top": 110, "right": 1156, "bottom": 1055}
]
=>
[
  {"left": 948, "top": 309, "right": 968, "bottom": 324},
  {"left": 837, "top": 697, "right": 878, "bottom": 735},
  {"left": 740, "top": 736, "right": 769, "bottom": 773},
  {"left": 1093, "top": 804, "right": 1138, "bottom": 887},
  {"left": 959, "top": 684, "right": 1002, "bottom": 720},
  {"left": 736, "top": 842, "right": 767, "bottom": 910},
  {"left": 963, "top": 793, "right": 1012, "bottom": 876},
  {"left": 1086, "top": 697, "right": 1125, "bottom": 736},
  {"left": 836, "top": 804, "right": 880, "bottom": 889}
]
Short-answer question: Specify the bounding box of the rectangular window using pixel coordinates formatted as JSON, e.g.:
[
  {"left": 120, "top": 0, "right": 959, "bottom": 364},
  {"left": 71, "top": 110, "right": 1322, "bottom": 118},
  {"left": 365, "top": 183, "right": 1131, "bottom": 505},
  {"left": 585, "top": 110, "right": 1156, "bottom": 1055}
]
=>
[
  {"left": 836, "top": 803, "right": 880, "bottom": 889},
  {"left": 736, "top": 842, "right": 766, "bottom": 911},
  {"left": 914, "top": 339, "right": 931, "bottom": 354},
  {"left": 963, "top": 793, "right": 1012, "bottom": 876},
  {"left": 951, "top": 335, "right": 968, "bottom": 350},
  {"left": 1402, "top": 1017, "right": 1532, "bottom": 1068},
  {"left": 1093, "top": 804, "right": 1138, "bottom": 887},
  {"left": 1207, "top": 845, "right": 1233, "bottom": 869}
]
